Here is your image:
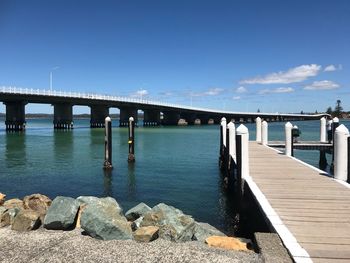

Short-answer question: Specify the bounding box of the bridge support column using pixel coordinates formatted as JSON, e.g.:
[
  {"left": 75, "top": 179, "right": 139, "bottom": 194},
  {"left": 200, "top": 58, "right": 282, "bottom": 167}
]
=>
[
  {"left": 4, "top": 101, "right": 26, "bottom": 131},
  {"left": 119, "top": 107, "right": 138, "bottom": 127},
  {"left": 180, "top": 112, "right": 197, "bottom": 125},
  {"left": 162, "top": 111, "right": 180, "bottom": 126},
  {"left": 53, "top": 103, "right": 73, "bottom": 129},
  {"left": 143, "top": 109, "right": 160, "bottom": 126},
  {"left": 90, "top": 105, "right": 109, "bottom": 128}
]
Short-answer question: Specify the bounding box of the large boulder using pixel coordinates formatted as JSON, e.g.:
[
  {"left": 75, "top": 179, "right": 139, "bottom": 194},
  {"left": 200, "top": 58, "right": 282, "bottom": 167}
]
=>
[
  {"left": 125, "top": 202, "right": 151, "bottom": 221},
  {"left": 131, "top": 216, "right": 144, "bottom": 231},
  {"left": 80, "top": 196, "right": 132, "bottom": 240},
  {"left": 44, "top": 196, "right": 79, "bottom": 230},
  {"left": 193, "top": 222, "right": 226, "bottom": 242},
  {"left": 133, "top": 226, "right": 159, "bottom": 242},
  {"left": 140, "top": 203, "right": 195, "bottom": 242},
  {"left": 0, "top": 193, "right": 6, "bottom": 205},
  {"left": 23, "top": 194, "right": 51, "bottom": 215},
  {"left": 3, "top": 198, "right": 24, "bottom": 210},
  {"left": 11, "top": 210, "right": 41, "bottom": 231},
  {"left": 205, "top": 236, "right": 249, "bottom": 251},
  {"left": 77, "top": 196, "right": 123, "bottom": 214}
]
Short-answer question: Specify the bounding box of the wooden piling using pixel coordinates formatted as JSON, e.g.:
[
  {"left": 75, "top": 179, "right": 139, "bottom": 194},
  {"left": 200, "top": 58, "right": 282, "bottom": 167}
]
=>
[
  {"left": 103, "top": 116, "right": 113, "bottom": 170},
  {"left": 127, "top": 117, "right": 135, "bottom": 163}
]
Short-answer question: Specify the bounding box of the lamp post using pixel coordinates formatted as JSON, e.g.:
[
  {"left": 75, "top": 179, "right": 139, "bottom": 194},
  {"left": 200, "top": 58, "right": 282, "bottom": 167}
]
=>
[{"left": 50, "top": 66, "right": 59, "bottom": 91}]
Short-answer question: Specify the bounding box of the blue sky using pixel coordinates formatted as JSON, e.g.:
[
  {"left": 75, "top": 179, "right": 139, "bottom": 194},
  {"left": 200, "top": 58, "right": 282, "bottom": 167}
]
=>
[{"left": 0, "top": 0, "right": 349, "bottom": 114}]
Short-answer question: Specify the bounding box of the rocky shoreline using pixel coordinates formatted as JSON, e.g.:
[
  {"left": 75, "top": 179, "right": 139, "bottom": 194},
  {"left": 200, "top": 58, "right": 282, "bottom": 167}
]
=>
[{"left": 0, "top": 193, "right": 251, "bottom": 250}]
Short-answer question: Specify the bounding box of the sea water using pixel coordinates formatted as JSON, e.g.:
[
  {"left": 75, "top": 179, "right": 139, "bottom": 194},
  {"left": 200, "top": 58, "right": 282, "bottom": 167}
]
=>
[{"left": 1, "top": 119, "right": 349, "bottom": 234}]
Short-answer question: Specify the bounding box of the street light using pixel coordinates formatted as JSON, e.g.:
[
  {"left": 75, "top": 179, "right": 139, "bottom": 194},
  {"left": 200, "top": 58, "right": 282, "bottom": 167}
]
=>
[{"left": 50, "top": 66, "right": 59, "bottom": 91}]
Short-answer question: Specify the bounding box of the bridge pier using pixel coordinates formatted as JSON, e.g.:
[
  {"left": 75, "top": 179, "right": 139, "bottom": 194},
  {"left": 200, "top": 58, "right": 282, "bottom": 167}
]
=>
[
  {"left": 119, "top": 107, "right": 138, "bottom": 127},
  {"left": 143, "top": 109, "right": 160, "bottom": 126},
  {"left": 180, "top": 112, "right": 197, "bottom": 125},
  {"left": 90, "top": 105, "right": 109, "bottom": 128},
  {"left": 162, "top": 111, "right": 180, "bottom": 125},
  {"left": 4, "top": 101, "right": 26, "bottom": 131},
  {"left": 53, "top": 103, "right": 73, "bottom": 129}
]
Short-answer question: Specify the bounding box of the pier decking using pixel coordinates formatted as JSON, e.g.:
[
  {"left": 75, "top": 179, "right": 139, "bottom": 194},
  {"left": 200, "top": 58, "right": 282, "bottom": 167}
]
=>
[
  {"left": 267, "top": 141, "right": 332, "bottom": 151},
  {"left": 247, "top": 142, "right": 350, "bottom": 263}
]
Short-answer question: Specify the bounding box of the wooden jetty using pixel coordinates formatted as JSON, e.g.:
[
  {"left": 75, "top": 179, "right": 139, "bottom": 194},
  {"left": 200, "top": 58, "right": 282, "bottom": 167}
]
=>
[{"left": 247, "top": 141, "right": 350, "bottom": 263}]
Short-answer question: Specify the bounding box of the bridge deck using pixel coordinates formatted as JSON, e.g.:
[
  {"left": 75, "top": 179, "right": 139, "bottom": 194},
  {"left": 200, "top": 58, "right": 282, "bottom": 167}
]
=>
[{"left": 247, "top": 142, "right": 350, "bottom": 263}]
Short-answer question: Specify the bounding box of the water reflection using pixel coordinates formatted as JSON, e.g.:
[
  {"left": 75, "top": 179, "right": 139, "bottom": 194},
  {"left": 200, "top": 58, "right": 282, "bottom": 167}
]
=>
[
  {"left": 53, "top": 130, "right": 73, "bottom": 164},
  {"left": 103, "top": 169, "right": 113, "bottom": 197},
  {"left": 5, "top": 132, "right": 26, "bottom": 168},
  {"left": 127, "top": 163, "right": 136, "bottom": 199}
]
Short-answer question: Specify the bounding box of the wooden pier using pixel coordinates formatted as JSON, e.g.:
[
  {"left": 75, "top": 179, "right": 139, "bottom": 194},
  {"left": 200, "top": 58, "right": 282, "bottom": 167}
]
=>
[
  {"left": 268, "top": 141, "right": 332, "bottom": 151},
  {"left": 247, "top": 141, "right": 350, "bottom": 263}
]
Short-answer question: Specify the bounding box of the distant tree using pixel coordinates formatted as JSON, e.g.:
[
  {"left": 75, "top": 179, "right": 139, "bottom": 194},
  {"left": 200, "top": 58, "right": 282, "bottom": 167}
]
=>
[
  {"left": 257, "top": 109, "right": 260, "bottom": 113},
  {"left": 334, "top": 99, "right": 343, "bottom": 117},
  {"left": 326, "top": 106, "right": 332, "bottom": 115},
  {"left": 315, "top": 110, "right": 318, "bottom": 114},
  {"left": 300, "top": 110, "right": 304, "bottom": 114}
]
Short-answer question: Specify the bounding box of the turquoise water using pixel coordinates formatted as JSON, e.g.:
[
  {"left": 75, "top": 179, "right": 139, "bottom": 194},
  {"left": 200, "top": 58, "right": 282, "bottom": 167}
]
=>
[{"left": 1, "top": 118, "right": 349, "bottom": 233}]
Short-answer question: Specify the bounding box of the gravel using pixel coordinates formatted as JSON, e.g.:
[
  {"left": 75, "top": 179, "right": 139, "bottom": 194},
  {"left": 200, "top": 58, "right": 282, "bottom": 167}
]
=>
[{"left": 0, "top": 227, "right": 262, "bottom": 263}]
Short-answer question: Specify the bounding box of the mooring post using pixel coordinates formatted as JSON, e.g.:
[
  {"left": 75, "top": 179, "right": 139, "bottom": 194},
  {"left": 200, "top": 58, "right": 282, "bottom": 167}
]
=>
[
  {"left": 261, "top": 121, "right": 268, "bottom": 145},
  {"left": 334, "top": 124, "right": 349, "bottom": 181},
  {"left": 348, "top": 137, "right": 350, "bottom": 183},
  {"left": 285, "top": 122, "right": 293, "bottom": 156},
  {"left": 319, "top": 150, "right": 328, "bottom": 171},
  {"left": 327, "top": 119, "right": 333, "bottom": 143},
  {"left": 227, "top": 121, "right": 236, "bottom": 162},
  {"left": 219, "top": 117, "right": 227, "bottom": 168},
  {"left": 331, "top": 117, "right": 340, "bottom": 168},
  {"left": 320, "top": 117, "right": 327, "bottom": 143},
  {"left": 236, "top": 124, "right": 249, "bottom": 179},
  {"left": 103, "top": 116, "right": 113, "bottom": 170},
  {"left": 224, "top": 126, "right": 230, "bottom": 175},
  {"left": 255, "top": 117, "right": 262, "bottom": 142},
  {"left": 128, "top": 117, "right": 135, "bottom": 163}
]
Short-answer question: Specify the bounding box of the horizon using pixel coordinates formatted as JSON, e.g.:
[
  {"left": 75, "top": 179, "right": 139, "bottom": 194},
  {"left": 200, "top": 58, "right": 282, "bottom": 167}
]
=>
[{"left": 0, "top": 0, "right": 349, "bottom": 114}]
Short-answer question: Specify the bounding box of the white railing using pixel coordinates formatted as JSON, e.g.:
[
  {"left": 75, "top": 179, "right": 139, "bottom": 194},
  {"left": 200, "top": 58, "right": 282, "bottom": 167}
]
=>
[{"left": 0, "top": 85, "right": 325, "bottom": 117}]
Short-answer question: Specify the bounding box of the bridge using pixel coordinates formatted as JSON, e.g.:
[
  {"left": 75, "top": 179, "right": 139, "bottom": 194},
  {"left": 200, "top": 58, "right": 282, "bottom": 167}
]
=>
[{"left": 0, "top": 86, "right": 327, "bottom": 131}]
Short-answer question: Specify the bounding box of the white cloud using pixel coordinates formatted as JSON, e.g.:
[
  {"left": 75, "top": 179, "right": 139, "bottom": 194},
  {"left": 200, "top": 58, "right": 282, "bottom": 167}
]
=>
[
  {"left": 131, "top": 89, "right": 149, "bottom": 97},
  {"left": 240, "top": 64, "right": 321, "bottom": 84},
  {"left": 324, "top": 64, "right": 342, "bottom": 72},
  {"left": 304, "top": 80, "right": 340, "bottom": 90},
  {"left": 233, "top": 96, "right": 241, "bottom": 100},
  {"left": 204, "top": 87, "right": 224, "bottom": 96},
  {"left": 259, "top": 87, "right": 295, "bottom": 94},
  {"left": 235, "top": 86, "right": 247, "bottom": 93}
]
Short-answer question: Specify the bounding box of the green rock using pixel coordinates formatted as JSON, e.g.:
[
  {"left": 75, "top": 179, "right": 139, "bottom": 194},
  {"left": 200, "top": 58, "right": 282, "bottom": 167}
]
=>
[
  {"left": 192, "top": 222, "right": 226, "bottom": 242},
  {"left": 44, "top": 196, "right": 79, "bottom": 230},
  {"left": 77, "top": 196, "right": 123, "bottom": 214},
  {"left": 80, "top": 197, "right": 132, "bottom": 240},
  {"left": 125, "top": 202, "right": 151, "bottom": 221},
  {"left": 140, "top": 203, "right": 195, "bottom": 242}
]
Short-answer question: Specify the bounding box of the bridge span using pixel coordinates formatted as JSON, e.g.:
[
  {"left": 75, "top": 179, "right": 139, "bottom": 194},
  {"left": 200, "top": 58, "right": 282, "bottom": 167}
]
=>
[{"left": 0, "top": 86, "right": 327, "bottom": 131}]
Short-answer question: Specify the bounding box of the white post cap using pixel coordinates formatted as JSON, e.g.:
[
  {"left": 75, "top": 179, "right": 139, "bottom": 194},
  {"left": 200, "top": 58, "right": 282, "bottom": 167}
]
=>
[
  {"left": 335, "top": 124, "right": 349, "bottom": 135},
  {"left": 105, "top": 116, "right": 111, "bottom": 122},
  {"left": 129, "top": 117, "right": 134, "bottom": 121},
  {"left": 227, "top": 121, "right": 235, "bottom": 129},
  {"left": 236, "top": 124, "right": 248, "bottom": 135},
  {"left": 333, "top": 117, "right": 339, "bottom": 123},
  {"left": 285, "top": 122, "right": 293, "bottom": 128}
]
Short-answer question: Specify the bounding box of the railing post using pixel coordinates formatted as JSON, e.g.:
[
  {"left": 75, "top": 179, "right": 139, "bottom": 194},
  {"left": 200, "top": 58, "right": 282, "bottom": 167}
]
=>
[
  {"left": 320, "top": 117, "right": 327, "bottom": 143},
  {"left": 255, "top": 117, "right": 262, "bottom": 142},
  {"left": 334, "top": 124, "right": 349, "bottom": 181},
  {"left": 261, "top": 120, "right": 268, "bottom": 145},
  {"left": 285, "top": 122, "right": 293, "bottom": 156}
]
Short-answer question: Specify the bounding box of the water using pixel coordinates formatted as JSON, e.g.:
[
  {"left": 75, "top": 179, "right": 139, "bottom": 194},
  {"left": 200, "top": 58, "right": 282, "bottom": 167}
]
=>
[{"left": 1, "top": 118, "right": 349, "bottom": 234}]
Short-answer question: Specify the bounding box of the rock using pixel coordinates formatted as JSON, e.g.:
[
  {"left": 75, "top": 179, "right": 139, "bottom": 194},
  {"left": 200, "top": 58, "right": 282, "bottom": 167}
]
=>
[
  {"left": 44, "top": 196, "right": 79, "bottom": 230},
  {"left": 193, "top": 222, "right": 226, "bottom": 242},
  {"left": 133, "top": 226, "right": 159, "bottom": 242},
  {"left": 3, "top": 198, "right": 24, "bottom": 210},
  {"left": 125, "top": 202, "right": 151, "bottom": 221},
  {"left": 75, "top": 204, "right": 86, "bottom": 228},
  {"left": 205, "top": 236, "right": 248, "bottom": 251},
  {"left": 0, "top": 193, "right": 6, "bottom": 205},
  {"left": 131, "top": 216, "right": 143, "bottom": 231},
  {"left": 0, "top": 207, "right": 10, "bottom": 227},
  {"left": 11, "top": 210, "right": 41, "bottom": 231},
  {"left": 23, "top": 194, "right": 52, "bottom": 215},
  {"left": 140, "top": 203, "right": 195, "bottom": 242},
  {"left": 77, "top": 196, "right": 123, "bottom": 215},
  {"left": 80, "top": 196, "right": 132, "bottom": 240}
]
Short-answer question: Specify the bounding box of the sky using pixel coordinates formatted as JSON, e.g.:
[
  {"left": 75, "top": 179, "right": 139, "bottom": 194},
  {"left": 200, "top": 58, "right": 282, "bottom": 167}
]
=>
[{"left": 0, "top": 0, "right": 349, "bottom": 114}]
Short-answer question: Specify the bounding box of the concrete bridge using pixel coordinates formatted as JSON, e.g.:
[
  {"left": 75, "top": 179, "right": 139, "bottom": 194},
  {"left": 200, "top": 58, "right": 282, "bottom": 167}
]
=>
[{"left": 0, "top": 86, "right": 327, "bottom": 131}]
